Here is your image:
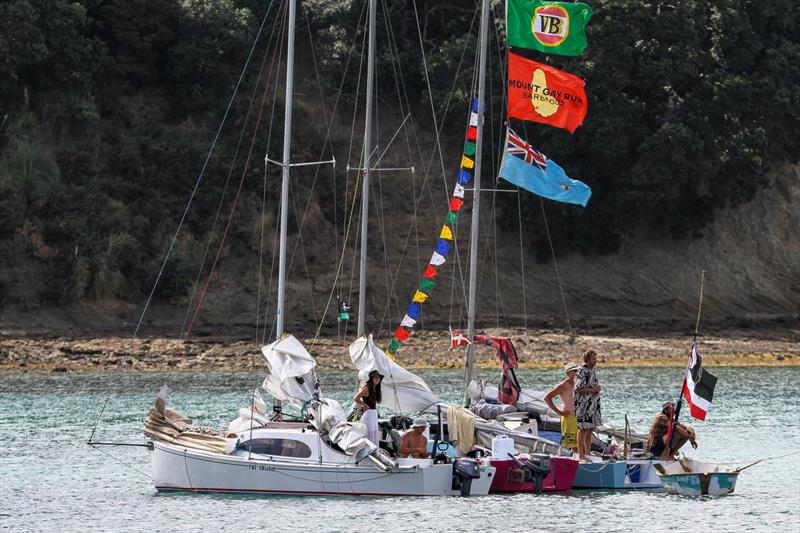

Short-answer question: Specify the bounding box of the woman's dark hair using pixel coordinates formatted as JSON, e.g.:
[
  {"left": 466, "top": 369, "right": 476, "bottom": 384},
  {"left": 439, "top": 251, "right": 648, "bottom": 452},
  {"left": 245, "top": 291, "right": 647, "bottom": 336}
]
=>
[
  {"left": 367, "top": 377, "right": 382, "bottom": 403},
  {"left": 646, "top": 413, "right": 670, "bottom": 451}
]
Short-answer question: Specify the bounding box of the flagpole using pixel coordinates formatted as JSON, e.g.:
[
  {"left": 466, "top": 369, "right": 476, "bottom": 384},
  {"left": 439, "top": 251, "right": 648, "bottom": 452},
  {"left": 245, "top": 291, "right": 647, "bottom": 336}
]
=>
[
  {"left": 669, "top": 270, "right": 707, "bottom": 449},
  {"left": 692, "top": 270, "right": 706, "bottom": 345},
  {"left": 463, "top": 0, "right": 490, "bottom": 406}
]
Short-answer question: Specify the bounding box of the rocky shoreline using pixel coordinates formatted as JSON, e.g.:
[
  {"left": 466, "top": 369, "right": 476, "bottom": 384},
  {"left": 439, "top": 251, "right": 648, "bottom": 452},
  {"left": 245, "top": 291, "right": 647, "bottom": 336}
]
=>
[{"left": 1, "top": 326, "right": 797, "bottom": 372}]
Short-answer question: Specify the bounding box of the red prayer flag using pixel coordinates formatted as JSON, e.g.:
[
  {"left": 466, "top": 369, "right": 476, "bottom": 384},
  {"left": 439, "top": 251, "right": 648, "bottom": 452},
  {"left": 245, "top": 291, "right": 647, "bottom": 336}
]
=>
[
  {"left": 507, "top": 51, "right": 587, "bottom": 133},
  {"left": 466, "top": 127, "right": 477, "bottom": 141},
  {"left": 394, "top": 326, "right": 411, "bottom": 341},
  {"left": 423, "top": 265, "right": 438, "bottom": 279},
  {"left": 450, "top": 198, "right": 464, "bottom": 211}
]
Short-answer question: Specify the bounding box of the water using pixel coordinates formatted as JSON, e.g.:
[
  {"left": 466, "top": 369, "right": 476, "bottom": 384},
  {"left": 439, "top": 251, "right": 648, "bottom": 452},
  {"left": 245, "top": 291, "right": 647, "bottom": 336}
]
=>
[{"left": 1, "top": 367, "right": 798, "bottom": 532}]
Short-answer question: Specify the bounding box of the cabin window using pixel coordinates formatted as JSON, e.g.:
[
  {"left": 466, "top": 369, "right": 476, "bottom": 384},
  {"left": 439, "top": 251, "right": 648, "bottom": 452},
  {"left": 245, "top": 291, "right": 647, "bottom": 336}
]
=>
[{"left": 239, "top": 438, "right": 312, "bottom": 458}]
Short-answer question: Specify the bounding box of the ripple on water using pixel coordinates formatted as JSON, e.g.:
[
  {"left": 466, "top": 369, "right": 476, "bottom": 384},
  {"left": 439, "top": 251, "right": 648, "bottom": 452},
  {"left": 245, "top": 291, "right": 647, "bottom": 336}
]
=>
[{"left": 0, "top": 368, "right": 798, "bottom": 532}]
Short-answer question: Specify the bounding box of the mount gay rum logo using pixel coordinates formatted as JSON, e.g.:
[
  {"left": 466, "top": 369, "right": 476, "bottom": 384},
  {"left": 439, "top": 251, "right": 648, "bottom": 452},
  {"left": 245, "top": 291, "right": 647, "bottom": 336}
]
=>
[{"left": 532, "top": 4, "right": 570, "bottom": 46}]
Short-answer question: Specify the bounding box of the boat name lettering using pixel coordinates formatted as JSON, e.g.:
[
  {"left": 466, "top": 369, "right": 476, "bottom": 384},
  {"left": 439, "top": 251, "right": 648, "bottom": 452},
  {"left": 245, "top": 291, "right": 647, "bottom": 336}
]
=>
[{"left": 249, "top": 464, "right": 277, "bottom": 471}]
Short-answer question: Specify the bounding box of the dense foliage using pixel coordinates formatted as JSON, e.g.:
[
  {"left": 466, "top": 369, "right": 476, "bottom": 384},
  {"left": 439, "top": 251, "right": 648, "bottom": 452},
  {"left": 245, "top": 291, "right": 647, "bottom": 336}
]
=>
[{"left": 0, "top": 0, "right": 797, "bottom": 308}]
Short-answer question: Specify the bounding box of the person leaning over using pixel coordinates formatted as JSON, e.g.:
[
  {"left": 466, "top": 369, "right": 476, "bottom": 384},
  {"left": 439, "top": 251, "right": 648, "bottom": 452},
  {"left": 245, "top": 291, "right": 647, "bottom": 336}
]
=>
[
  {"left": 543, "top": 363, "right": 579, "bottom": 453},
  {"left": 399, "top": 418, "right": 430, "bottom": 458},
  {"left": 647, "top": 401, "right": 697, "bottom": 460}
]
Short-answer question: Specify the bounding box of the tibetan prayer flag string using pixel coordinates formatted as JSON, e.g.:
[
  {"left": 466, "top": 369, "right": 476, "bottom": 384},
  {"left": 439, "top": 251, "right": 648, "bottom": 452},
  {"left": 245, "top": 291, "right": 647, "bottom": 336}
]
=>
[{"left": 386, "top": 98, "right": 480, "bottom": 359}]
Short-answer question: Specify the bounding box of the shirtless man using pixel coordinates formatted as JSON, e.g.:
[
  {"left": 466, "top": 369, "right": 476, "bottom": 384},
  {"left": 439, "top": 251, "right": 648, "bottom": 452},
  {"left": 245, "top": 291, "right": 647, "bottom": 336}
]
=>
[
  {"left": 544, "top": 363, "right": 579, "bottom": 452},
  {"left": 399, "top": 418, "right": 430, "bottom": 458}
]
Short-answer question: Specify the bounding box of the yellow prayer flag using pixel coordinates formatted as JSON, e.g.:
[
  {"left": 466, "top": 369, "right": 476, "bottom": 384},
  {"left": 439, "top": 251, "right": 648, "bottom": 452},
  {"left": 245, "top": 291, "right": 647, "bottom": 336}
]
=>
[
  {"left": 412, "top": 290, "right": 429, "bottom": 303},
  {"left": 439, "top": 225, "right": 453, "bottom": 240},
  {"left": 461, "top": 156, "right": 474, "bottom": 169},
  {"left": 384, "top": 350, "right": 396, "bottom": 361}
]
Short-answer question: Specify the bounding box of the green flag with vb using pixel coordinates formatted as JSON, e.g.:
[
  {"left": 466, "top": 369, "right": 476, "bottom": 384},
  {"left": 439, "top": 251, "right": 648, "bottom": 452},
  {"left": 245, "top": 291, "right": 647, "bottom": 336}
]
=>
[{"left": 507, "top": 0, "right": 592, "bottom": 56}]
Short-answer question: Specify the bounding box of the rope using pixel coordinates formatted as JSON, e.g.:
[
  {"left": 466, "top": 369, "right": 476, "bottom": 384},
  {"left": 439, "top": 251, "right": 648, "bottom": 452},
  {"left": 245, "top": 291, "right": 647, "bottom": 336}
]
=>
[
  {"left": 258, "top": 11, "right": 288, "bottom": 344},
  {"left": 87, "top": 444, "right": 152, "bottom": 480},
  {"left": 371, "top": 3, "right": 482, "bottom": 345},
  {"left": 517, "top": 190, "right": 528, "bottom": 336},
  {"left": 185, "top": 11, "right": 285, "bottom": 336},
  {"left": 186, "top": 16, "right": 283, "bottom": 339},
  {"left": 539, "top": 198, "right": 575, "bottom": 340},
  {"left": 713, "top": 450, "right": 800, "bottom": 466},
  {"left": 133, "top": 3, "right": 276, "bottom": 339}
]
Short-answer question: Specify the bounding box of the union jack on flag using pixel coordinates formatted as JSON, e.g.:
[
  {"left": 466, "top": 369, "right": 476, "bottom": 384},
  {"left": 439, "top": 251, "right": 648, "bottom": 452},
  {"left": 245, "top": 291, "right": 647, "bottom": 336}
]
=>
[{"left": 507, "top": 128, "right": 547, "bottom": 171}]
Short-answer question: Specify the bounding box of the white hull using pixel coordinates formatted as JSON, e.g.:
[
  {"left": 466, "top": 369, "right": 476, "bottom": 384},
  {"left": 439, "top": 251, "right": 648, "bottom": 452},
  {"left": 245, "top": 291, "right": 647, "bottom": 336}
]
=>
[{"left": 150, "top": 441, "right": 494, "bottom": 496}]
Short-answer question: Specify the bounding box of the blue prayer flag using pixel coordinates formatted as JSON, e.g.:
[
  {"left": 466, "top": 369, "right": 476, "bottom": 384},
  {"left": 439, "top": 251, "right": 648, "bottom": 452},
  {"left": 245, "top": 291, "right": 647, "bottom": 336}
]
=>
[
  {"left": 435, "top": 239, "right": 450, "bottom": 256},
  {"left": 457, "top": 170, "right": 472, "bottom": 184},
  {"left": 406, "top": 303, "right": 420, "bottom": 320},
  {"left": 500, "top": 128, "right": 591, "bottom": 207}
]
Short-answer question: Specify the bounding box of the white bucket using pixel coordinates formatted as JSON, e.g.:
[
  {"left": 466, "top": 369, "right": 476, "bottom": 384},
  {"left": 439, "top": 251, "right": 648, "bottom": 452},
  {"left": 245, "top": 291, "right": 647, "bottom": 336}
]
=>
[{"left": 491, "top": 434, "right": 515, "bottom": 460}]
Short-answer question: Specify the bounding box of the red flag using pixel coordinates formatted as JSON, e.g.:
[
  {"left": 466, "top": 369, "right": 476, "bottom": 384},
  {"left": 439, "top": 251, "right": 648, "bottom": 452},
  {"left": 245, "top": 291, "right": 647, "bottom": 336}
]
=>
[
  {"left": 507, "top": 51, "right": 587, "bottom": 133},
  {"left": 394, "top": 326, "right": 411, "bottom": 341},
  {"left": 423, "top": 265, "right": 438, "bottom": 279},
  {"left": 450, "top": 329, "right": 471, "bottom": 348},
  {"left": 450, "top": 198, "right": 464, "bottom": 211}
]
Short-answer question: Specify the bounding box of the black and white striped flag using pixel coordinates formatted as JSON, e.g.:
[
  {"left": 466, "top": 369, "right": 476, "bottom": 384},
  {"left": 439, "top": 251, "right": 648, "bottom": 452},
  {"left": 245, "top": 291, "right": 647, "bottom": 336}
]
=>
[{"left": 682, "top": 346, "right": 718, "bottom": 420}]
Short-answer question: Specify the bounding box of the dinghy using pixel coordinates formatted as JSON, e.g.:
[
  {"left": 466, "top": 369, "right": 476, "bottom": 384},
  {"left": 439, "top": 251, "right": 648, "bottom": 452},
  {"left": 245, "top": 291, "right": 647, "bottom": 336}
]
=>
[{"left": 657, "top": 459, "right": 740, "bottom": 496}]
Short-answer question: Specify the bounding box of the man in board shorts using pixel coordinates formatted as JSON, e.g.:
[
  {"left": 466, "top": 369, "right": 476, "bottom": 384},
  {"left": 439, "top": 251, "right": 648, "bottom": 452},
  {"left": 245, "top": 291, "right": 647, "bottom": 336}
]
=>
[
  {"left": 544, "top": 363, "right": 579, "bottom": 452},
  {"left": 574, "top": 349, "right": 602, "bottom": 462}
]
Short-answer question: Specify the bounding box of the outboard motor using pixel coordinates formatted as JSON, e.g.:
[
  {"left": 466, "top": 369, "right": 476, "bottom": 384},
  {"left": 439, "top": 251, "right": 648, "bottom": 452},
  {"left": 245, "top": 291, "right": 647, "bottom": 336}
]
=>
[
  {"left": 451, "top": 458, "right": 481, "bottom": 496},
  {"left": 521, "top": 454, "right": 551, "bottom": 494}
]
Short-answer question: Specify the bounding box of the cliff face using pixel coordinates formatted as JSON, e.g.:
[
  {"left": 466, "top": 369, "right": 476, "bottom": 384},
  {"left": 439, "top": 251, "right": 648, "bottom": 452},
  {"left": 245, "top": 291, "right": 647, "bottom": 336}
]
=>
[
  {"left": 528, "top": 163, "right": 800, "bottom": 323},
  {"left": 1, "top": 163, "right": 797, "bottom": 338}
]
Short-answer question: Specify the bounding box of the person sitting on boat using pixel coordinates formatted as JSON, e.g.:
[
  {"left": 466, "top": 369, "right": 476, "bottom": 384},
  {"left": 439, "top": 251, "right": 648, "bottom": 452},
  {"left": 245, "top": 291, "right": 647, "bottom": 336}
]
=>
[
  {"left": 544, "top": 363, "right": 579, "bottom": 453},
  {"left": 574, "top": 349, "right": 602, "bottom": 463},
  {"left": 647, "top": 401, "right": 697, "bottom": 460},
  {"left": 399, "top": 418, "right": 430, "bottom": 458},
  {"left": 355, "top": 369, "right": 383, "bottom": 446}
]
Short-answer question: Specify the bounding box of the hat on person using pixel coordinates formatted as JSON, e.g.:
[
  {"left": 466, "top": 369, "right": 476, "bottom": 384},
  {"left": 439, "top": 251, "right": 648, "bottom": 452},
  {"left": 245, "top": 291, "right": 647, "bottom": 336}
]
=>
[
  {"left": 564, "top": 363, "right": 579, "bottom": 373},
  {"left": 368, "top": 369, "right": 384, "bottom": 380},
  {"left": 411, "top": 418, "right": 429, "bottom": 428},
  {"left": 662, "top": 400, "right": 675, "bottom": 410}
]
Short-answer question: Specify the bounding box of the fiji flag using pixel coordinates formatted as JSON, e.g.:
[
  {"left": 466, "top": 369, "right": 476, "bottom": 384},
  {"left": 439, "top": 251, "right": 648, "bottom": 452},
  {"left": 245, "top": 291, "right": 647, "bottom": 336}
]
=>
[
  {"left": 682, "top": 345, "right": 718, "bottom": 421},
  {"left": 499, "top": 128, "right": 591, "bottom": 207}
]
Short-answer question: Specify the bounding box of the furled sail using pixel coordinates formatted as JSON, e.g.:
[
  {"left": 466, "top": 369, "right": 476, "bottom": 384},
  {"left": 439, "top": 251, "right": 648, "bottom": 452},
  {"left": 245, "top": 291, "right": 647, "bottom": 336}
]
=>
[
  {"left": 261, "top": 334, "right": 318, "bottom": 406},
  {"left": 349, "top": 335, "right": 441, "bottom": 414}
]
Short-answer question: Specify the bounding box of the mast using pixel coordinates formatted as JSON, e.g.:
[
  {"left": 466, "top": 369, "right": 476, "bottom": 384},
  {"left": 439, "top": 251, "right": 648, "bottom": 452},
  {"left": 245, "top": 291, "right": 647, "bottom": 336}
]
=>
[
  {"left": 357, "top": 0, "right": 377, "bottom": 338},
  {"left": 274, "top": 0, "right": 296, "bottom": 415},
  {"left": 463, "top": 0, "right": 490, "bottom": 405},
  {"left": 276, "top": 0, "right": 296, "bottom": 339}
]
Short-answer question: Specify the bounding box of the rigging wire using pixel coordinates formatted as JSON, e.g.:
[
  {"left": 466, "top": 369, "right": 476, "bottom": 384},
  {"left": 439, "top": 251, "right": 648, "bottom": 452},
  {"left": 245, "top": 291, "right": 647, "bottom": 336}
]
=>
[
  {"left": 539, "top": 197, "right": 575, "bottom": 340},
  {"left": 133, "top": 3, "right": 276, "bottom": 339},
  {"left": 258, "top": 3, "right": 290, "bottom": 345},
  {"left": 371, "top": 1, "right": 482, "bottom": 343},
  {"left": 185, "top": 7, "right": 286, "bottom": 336}
]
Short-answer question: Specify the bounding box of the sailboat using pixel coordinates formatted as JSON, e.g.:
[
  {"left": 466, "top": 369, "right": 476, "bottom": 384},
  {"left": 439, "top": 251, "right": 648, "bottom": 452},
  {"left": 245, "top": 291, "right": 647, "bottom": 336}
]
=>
[
  {"left": 142, "top": 0, "right": 495, "bottom": 497},
  {"left": 374, "top": 0, "right": 678, "bottom": 492}
]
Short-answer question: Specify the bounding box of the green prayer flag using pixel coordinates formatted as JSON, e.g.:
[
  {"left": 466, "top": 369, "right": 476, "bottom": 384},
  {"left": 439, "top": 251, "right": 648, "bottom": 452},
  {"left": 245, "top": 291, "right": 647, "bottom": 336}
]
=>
[
  {"left": 464, "top": 141, "right": 476, "bottom": 156},
  {"left": 388, "top": 338, "right": 400, "bottom": 352},
  {"left": 445, "top": 211, "right": 458, "bottom": 226},
  {"left": 507, "top": 0, "right": 592, "bottom": 57},
  {"left": 420, "top": 279, "right": 436, "bottom": 293}
]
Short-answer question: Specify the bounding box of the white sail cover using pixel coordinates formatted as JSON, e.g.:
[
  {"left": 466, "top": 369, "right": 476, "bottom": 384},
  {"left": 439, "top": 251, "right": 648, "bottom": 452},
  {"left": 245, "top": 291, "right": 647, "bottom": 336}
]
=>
[
  {"left": 261, "top": 335, "right": 318, "bottom": 407},
  {"left": 349, "top": 335, "right": 441, "bottom": 414}
]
